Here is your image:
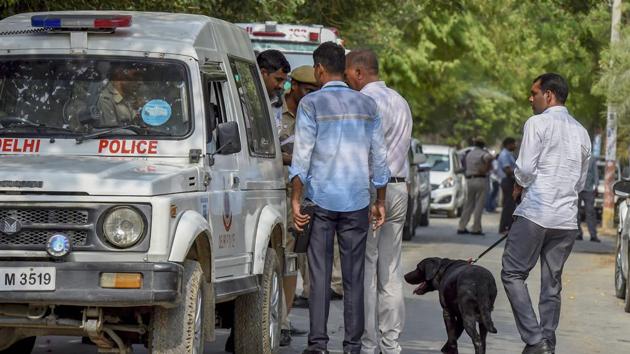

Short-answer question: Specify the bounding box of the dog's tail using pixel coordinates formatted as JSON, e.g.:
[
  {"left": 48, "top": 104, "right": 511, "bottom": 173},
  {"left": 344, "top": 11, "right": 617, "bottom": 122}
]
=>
[{"left": 478, "top": 298, "right": 497, "bottom": 333}]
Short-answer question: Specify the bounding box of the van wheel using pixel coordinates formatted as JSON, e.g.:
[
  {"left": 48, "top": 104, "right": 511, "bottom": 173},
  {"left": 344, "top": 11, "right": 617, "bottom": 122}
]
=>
[
  {"left": 150, "top": 260, "right": 205, "bottom": 354},
  {"left": 0, "top": 337, "right": 36, "bottom": 354},
  {"left": 615, "top": 240, "right": 626, "bottom": 299},
  {"left": 234, "top": 248, "right": 282, "bottom": 354}
]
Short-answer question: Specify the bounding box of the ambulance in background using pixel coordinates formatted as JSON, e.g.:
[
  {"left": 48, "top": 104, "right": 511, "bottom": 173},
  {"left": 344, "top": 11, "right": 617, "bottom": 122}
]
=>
[{"left": 236, "top": 21, "right": 344, "bottom": 68}]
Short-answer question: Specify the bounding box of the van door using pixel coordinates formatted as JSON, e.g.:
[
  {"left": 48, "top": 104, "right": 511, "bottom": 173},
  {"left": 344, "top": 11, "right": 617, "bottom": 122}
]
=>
[
  {"left": 202, "top": 64, "right": 249, "bottom": 278},
  {"left": 227, "top": 58, "right": 284, "bottom": 254}
]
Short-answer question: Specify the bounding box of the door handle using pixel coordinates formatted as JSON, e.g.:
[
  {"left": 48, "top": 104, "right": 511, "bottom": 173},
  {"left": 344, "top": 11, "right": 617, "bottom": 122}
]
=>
[{"left": 232, "top": 176, "right": 240, "bottom": 189}]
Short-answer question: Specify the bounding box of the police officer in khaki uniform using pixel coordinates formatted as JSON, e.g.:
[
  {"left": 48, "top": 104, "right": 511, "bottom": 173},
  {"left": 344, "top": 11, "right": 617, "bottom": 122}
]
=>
[
  {"left": 457, "top": 137, "right": 494, "bottom": 235},
  {"left": 279, "top": 66, "right": 320, "bottom": 346}
]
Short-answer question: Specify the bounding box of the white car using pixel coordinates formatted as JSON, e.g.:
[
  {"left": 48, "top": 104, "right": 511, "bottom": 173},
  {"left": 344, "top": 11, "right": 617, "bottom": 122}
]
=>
[
  {"left": 614, "top": 179, "right": 630, "bottom": 312},
  {"left": 424, "top": 145, "right": 466, "bottom": 218}
]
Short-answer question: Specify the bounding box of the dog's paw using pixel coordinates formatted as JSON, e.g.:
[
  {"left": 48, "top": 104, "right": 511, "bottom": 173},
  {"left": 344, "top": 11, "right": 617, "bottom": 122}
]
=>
[{"left": 441, "top": 343, "right": 458, "bottom": 354}]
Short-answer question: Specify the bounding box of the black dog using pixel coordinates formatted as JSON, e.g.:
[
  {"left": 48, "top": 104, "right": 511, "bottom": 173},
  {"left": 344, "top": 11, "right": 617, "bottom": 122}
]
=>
[{"left": 405, "top": 257, "right": 497, "bottom": 354}]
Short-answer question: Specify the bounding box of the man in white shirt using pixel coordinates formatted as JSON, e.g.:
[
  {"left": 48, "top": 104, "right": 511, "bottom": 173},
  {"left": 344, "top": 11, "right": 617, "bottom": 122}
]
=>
[
  {"left": 502, "top": 73, "right": 591, "bottom": 354},
  {"left": 345, "top": 49, "right": 412, "bottom": 354}
]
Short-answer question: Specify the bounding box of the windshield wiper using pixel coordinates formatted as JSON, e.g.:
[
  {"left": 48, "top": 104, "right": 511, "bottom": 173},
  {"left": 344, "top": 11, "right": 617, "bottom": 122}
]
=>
[
  {"left": 0, "top": 117, "right": 77, "bottom": 134},
  {"left": 75, "top": 124, "right": 169, "bottom": 144}
]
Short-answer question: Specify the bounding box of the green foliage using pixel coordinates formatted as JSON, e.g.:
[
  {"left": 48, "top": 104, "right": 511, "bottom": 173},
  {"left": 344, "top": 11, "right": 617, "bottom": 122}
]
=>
[{"left": 0, "top": 0, "right": 612, "bottom": 146}]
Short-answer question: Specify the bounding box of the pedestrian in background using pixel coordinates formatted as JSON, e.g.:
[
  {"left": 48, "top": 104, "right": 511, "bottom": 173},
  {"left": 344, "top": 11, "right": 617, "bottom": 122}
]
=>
[
  {"left": 345, "top": 48, "right": 412, "bottom": 354},
  {"left": 485, "top": 156, "right": 501, "bottom": 212},
  {"left": 457, "top": 137, "right": 494, "bottom": 236},
  {"left": 278, "top": 65, "right": 320, "bottom": 347},
  {"left": 498, "top": 137, "right": 518, "bottom": 234},
  {"left": 502, "top": 73, "right": 591, "bottom": 354},
  {"left": 289, "top": 42, "right": 390, "bottom": 354},
  {"left": 577, "top": 155, "right": 600, "bottom": 242}
]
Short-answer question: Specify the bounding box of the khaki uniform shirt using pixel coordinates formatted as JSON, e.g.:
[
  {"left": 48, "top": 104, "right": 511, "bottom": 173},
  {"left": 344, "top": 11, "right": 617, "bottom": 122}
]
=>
[
  {"left": 465, "top": 147, "right": 493, "bottom": 176},
  {"left": 97, "top": 83, "right": 136, "bottom": 126},
  {"left": 278, "top": 99, "right": 297, "bottom": 228}
]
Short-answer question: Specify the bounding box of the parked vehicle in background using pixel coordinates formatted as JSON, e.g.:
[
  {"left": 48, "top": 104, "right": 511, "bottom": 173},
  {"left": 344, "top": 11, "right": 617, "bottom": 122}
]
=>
[
  {"left": 425, "top": 145, "right": 466, "bottom": 218},
  {"left": 237, "top": 21, "right": 343, "bottom": 69},
  {"left": 613, "top": 180, "right": 630, "bottom": 312},
  {"left": 595, "top": 158, "right": 621, "bottom": 220},
  {"left": 403, "top": 139, "right": 431, "bottom": 240},
  {"left": 0, "top": 12, "right": 292, "bottom": 354}
]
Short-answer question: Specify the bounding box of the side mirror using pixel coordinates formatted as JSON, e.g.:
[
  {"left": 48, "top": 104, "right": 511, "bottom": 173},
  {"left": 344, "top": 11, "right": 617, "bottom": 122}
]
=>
[
  {"left": 413, "top": 153, "right": 427, "bottom": 165},
  {"left": 216, "top": 121, "right": 241, "bottom": 155},
  {"left": 613, "top": 180, "right": 630, "bottom": 198}
]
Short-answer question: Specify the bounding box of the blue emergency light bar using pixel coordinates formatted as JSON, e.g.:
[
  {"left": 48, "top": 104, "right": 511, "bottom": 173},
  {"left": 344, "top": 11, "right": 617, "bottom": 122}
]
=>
[{"left": 31, "top": 14, "right": 132, "bottom": 30}]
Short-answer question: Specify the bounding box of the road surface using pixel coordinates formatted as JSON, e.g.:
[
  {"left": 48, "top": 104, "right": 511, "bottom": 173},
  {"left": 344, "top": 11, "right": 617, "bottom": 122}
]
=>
[{"left": 33, "top": 212, "right": 629, "bottom": 353}]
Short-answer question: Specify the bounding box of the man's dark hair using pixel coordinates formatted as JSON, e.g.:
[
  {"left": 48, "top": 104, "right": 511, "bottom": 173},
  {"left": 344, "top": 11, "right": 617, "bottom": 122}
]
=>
[
  {"left": 313, "top": 42, "right": 346, "bottom": 75},
  {"left": 257, "top": 49, "right": 290, "bottom": 74},
  {"left": 502, "top": 137, "right": 516, "bottom": 148},
  {"left": 533, "top": 72, "right": 569, "bottom": 104},
  {"left": 346, "top": 49, "right": 379, "bottom": 74}
]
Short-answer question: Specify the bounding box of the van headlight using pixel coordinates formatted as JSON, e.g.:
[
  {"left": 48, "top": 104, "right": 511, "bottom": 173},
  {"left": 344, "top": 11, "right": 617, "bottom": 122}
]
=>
[{"left": 102, "top": 207, "right": 145, "bottom": 248}]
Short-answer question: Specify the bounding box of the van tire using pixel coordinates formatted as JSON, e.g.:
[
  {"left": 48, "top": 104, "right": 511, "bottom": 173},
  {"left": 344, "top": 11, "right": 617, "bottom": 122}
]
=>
[
  {"left": 0, "top": 336, "right": 35, "bottom": 354},
  {"left": 615, "top": 239, "right": 626, "bottom": 299},
  {"left": 234, "top": 248, "right": 282, "bottom": 354},
  {"left": 150, "top": 260, "right": 205, "bottom": 354}
]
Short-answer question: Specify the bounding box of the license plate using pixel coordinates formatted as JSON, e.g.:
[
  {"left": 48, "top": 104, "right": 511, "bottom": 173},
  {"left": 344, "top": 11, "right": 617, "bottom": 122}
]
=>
[{"left": 0, "top": 267, "right": 56, "bottom": 291}]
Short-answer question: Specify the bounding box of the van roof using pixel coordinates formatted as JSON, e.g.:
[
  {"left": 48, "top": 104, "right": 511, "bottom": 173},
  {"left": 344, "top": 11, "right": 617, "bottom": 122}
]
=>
[{"left": 0, "top": 11, "right": 254, "bottom": 61}]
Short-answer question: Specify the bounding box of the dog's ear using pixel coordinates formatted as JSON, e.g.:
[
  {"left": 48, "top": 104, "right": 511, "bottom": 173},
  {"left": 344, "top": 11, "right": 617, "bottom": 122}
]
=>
[{"left": 424, "top": 258, "right": 442, "bottom": 281}]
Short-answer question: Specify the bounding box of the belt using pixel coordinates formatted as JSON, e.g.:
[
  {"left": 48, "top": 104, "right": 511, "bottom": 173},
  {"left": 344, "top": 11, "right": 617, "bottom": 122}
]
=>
[
  {"left": 466, "top": 174, "right": 487, "bottom": 179},
  {"left": 389, "top": 177, "right": 406, "bottom": 183}
]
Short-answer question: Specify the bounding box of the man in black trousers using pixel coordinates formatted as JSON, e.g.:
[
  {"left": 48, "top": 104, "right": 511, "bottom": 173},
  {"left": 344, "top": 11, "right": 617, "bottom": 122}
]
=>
[{"left": 289, "top": 42, "right": 390, "bottom": 354}]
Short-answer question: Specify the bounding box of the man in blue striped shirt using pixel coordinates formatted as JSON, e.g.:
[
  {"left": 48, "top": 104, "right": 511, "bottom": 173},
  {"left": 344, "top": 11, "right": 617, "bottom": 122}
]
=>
[{"left": 289, "top": 42, "right": 390, "bottom": 354}]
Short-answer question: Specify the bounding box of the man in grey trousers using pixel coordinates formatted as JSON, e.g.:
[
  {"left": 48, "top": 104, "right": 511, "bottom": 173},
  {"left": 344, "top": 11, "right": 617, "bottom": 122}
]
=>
[
  {"left": 502, "top": 73, "right": 591, "bottom": 354},
  {"left": 345, "top": 49, "right": 412, "bottom": 354}
]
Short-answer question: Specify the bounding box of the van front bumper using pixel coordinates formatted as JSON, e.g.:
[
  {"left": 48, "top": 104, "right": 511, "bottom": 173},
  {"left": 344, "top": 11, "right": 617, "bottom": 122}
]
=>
[{"left": 0, "top": 261, "right": 182, "bottom": 307}]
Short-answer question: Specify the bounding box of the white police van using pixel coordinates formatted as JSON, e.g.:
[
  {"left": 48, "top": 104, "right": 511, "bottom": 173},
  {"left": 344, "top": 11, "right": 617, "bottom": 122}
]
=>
[{"left": 0, "top": 11, "right": 292, "bottom": 354}]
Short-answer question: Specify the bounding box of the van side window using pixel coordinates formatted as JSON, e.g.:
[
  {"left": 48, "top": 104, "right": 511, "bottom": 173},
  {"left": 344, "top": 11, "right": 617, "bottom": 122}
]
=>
[
  {"left": 202, "top": 78, "right": 227, "bottom": 141},
  {"left": 229, "top": 58, "right": 276, "bottom": 158}
]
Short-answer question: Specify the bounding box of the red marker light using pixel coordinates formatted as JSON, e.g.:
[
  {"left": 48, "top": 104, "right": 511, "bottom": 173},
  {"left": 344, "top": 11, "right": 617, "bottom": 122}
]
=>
[
  {"left": 309, "top": 32, "right": 319, "bottom": 42},
  {"left": 94, "top": 15, "right": 132, "bottom": 29}
]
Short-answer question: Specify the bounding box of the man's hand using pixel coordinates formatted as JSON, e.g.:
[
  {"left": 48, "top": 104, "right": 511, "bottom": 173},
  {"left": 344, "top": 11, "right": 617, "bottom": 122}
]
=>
[
  {"left": 292, "top": 199, "right": 310, "bottom": 232},
  {"left": 513, "top": 183, "right": 523, "bottom": 201},
  {"left": 282, "top": 152, "right": 292, "bottom": 166},
  {"left": 371, "top": 200, "right": 386, "bottom": 230}
]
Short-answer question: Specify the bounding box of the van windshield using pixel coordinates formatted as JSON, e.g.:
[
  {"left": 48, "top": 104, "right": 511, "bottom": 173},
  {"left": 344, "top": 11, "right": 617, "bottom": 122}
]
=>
[
  {"left": 0, "top": 57, "right": 190, "bottom": 138},
  {"left": 426, "top": 153, "right": 451, "bottom": 172}
]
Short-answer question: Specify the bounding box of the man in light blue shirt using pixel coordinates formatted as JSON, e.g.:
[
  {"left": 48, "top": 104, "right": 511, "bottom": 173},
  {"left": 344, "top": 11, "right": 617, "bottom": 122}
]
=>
[{"left": 289, "top": 42, "right": 390, "bottom": 354}]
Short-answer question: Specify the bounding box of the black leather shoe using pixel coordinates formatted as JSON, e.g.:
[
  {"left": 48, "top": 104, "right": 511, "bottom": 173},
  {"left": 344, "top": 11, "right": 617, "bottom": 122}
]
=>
[
  {"left": 576, "top": 234, "right": 583, "bottom": 240},
  {"left": 280, "top": 329, "right": 292, "bottom": 347},
  {"left": 290, "top": 324, "right": 308, "bottom": 336},
  {"left": 293, "top": 295, "right": 309, "bottom": 308},
  {"left": 522, "top": 340, "right": 552, "bottom": 354},
  {"left": 590, "top": 237, "right": 601, "bottom": 243},
  {"left": 330, "top": 289, "right": 343, "bottom": 300},
  {"left": 470, "top": 231, "right": 485, "bottom": 236},
  {"left": 457, "top": 229, "right": 470, "bottom": 234}
]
